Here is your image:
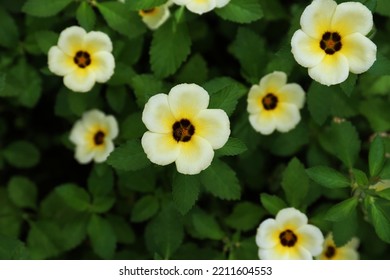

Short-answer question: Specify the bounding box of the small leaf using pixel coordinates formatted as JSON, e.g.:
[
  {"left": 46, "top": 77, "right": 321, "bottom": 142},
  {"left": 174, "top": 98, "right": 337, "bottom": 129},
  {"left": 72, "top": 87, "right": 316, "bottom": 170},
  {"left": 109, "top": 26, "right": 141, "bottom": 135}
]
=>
[
  {"left": 55, "top": 184, "right": 90, "bottom": 212},
  {"left": 260, "top": 194, "right": 288, "bottom": 216},
  {"left": 126, "top": 0, "right": 167, "bottom": 10},
  {"left": 172, "top": 173, "right": 200, "bottom": 215},
  {"left": 0, "top": 7, "right": 19, "bottom": 48},
  {"left": 369, "top": 135, "right": 385, "bottom": 177},
  {"left": 131, "top": 195, "right": 160, "bottom": 223},
  {"left": 307, "top": 82, "right": 332, "bottom": 125},
  {"left": 7, "top": 176, "right": 37, "bottom": 209},
  {"left": 216, "top": 0, "right": 263, "bottom": 24},
  {"left": 215, "top": 137, "right": 247, "bottom": 157},
  {"left": 3, "top": 141, "right": 40, "bottom": 169},
  {"left": 76, "top": 1, "right": 96, "bottom": 31},
  {"left": 87, "top": 215, "right": 116, "bottom": 259},
  {"left": 106, "top": 140, "right": 151, "bottom": 171},
  {"left": 306, "top": 166, "right": 350, "bottom": 189},
  {"left": 22, "top": 0, "right": 73, "bottom": 17},
  {"left": 352, "top": 168, "right": 369, "bottom": 187},
  {"left": 325, "top": 197, "right": 358, "bottom": 222},
  {"left": 225, "top": 202, "right": 265, "bottom": 231},
  {"left": 191, "top": 208, "right": 224, "bottom": 240},
  {"left": 281, "top": 158, "right": 309, "bottom": 208}
]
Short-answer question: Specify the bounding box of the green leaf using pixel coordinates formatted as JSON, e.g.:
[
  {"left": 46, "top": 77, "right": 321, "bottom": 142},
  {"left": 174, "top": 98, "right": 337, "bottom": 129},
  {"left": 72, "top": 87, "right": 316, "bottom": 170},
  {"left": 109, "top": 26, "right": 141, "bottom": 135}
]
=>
[
  {"left": 339, "top": 73, "right": 357, "bottom": 96},
  {"left": 107, "top": 215, "right": 135, "bottom": 245},
  {"left": 281, "top": 158, "right": 309, "bottom": 208},
  {"left": 306, "top": 166, "right": 350, "bottom": 189},
  {"left": 352, "top": 168, "right": 369, "bottom": 187},
  {"left": 369, "top": 135, "right": 385, "bottom": 177},
  {"left": 200, "top": 159, "right": 241, "bottom": 200},
  {"left": 216, "top": 0, "right": 263, "bottom": 24},
  {"left": 131, "top": 74, "right": 164, "bottom": 107},
  {"left": 150, "top": 19, "right": 191, "bottom": 78},
  {"left": 191, "top": 208, "right": 224, "bottom": 240},
  {"left": 90, "top": 196, "right": 115, "bottom": 214},
  {"left": 307, "top": 82, "right": 332, "bottom": 125},
  {"left": 22, "top": 0, "right": 73, "bottom": 17},
  {"left": 76, "top": 1, "right": 96, "bottom": 31},
  {"left": 27, "top": 221, "right": 61, "bottom": 259},
  {"left": 34, "top": 30, "right": 58, "bottom": 54},
  {"left": 106, "top": 86, "right": 127, "bottom": 113},
  {"left": 368, "top": 52, "right": 390, "bottom": 76},
  {"left": 131, "top": 195, "right": 160, "bottom": 223},
  {"left": 87, "top": 215, "right": 116, "bottom": 259},
  {"left": 215, "top": 137, "right": 247, "bottom": 157},
  {"left": 359, "top": 98, "right": 390, "bottom": 132},
  {"left": 172, "top": 173, "right": 200, "bottom": 215},
  {"left": 260, "top": 193, "right": 288, "bottom": 216},
  {"left": 119, "top": 112, "right": 146, "bottom": 140},
  {"left": 325, "top": 197, "right": 358, "bottom": 222},
  {"left": 106, "top": 140, "right": 151, "bottom": 171},
  {"left": 126, "top": 0, "right": 167, "bottom": 10},
  {"left": 3, "top": 141, "right": 40, "bottom": 169},
  {"left": 0, "top": 235, "right": 29, "bottom": 260},
  {"left": 176, "top": 54, "right": 208, "bottom": 84},
  {"left": 332, "top": 210, "right": 358, "bottom": 247},
  {"left": 0, "top": 7, "right": 19, "bottom": 48},
  {"left": 87, "top": 165, "right": 114, "bottom": 197},
  {"left": 225, "top": 202, "right": 265, "bottom": 231},
  {"left": 55, "top": 183, "right": 90, "bottom": 212},
  {"left": 7, "top": 176, "right": 37, "bottom": 209},
  {"left": 365, "top": 197, "right": 390, "bottom": 243},
  {"left": 377, "top": 188, "right": 390, "bottom": 201}
]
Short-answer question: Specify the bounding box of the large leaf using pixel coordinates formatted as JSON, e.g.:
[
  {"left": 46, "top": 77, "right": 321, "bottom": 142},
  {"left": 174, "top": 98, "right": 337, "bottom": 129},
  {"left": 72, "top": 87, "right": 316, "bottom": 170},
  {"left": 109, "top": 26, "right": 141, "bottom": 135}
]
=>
[
  {"left": 369, "top": 135, "right": 385, "bottom": 177},
  {"left": 7, "top": 176, "right": 37, "bottom": 209},
  {"left": 260, "top": 194, "right": 288, "bottom": 216},
  {"left": 281, "top": 158, "right": 309, "bottom": 208},
  {"left": 3, "top": 141, "right": 40, "bottom": 169},
  {"left": 216, "top": 0, "right": 263, "bottom": 24},
  {"left": 0, "top": 7, "right": 19, "bottom": 48},
  {"left": 191, "top": 208, "right": 224, "bottom": 240},
  {"left": 325, "top": 197, "right": 358, "bottom": 222},
  {"left": 55, "top": 184, "right": 90, "bottom": 212},
  {"left": 225, "top": 202, "right": 265, "bottom": 231},
  {"left": 130, "top": 195, "right": 160, "bottom": 223},
  {"left": 87, "top": 215, "right": 116, "bottom": 259},
  {"left": 172, "top": 173, "right": 200, "bottom": 215},
  {"left": 22, "top": 0, "right": 73, "bottom": 17},
  {"left": 306, "top": 166, "right": 350, "bottom": 189}
]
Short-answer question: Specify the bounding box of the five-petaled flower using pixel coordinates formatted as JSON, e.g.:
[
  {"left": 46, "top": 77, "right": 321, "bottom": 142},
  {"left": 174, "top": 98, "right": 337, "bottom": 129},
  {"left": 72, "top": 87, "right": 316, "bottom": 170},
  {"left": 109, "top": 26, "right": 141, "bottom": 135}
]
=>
[
  {"left": 291, "top": 0, "right": 377, "bottom": 86},
  {"left": 172, "top": 0, "right": 230, "bottom": 15},
  {"left": 247, "top": 71, "right": 305, "bottom": 135},
  {"left": 48, "top": 26, "right": 115, "bottom": 93},
  {"left": 141, "top": 83, "right": 230, "bottom": 175},
  {"left": 256, "top": 207, "right": 324, "bottom": 260},
  {"left": 139, "top": 2, "right": 172, "bottom": 30},
  {"left": 69, "top": 109, "right": 118, "bottom": 164},
  {"left": 317, "top": 233, "right": 359, "bottom": 260}
]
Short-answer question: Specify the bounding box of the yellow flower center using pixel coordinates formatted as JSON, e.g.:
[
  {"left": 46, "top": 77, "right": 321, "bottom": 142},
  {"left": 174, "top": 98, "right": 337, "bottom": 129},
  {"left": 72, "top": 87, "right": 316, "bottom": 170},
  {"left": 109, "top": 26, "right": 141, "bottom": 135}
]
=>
[
  {"left": 172, "top": 119, "right": 195, "bottom": 142},
  {"left": 74, "top": 51, "right": 91, "bottom": 68},
  {"left": 324, "top": 245, "right": 336, "bottom": 259},
  {"left": 320, "top": 32, "right": 342, "bottom": 55},
  {"left": 262, "top": 93, "right": 278, "bottom": 110},
  {"left": 93, "top": 130, "right": 105, "bottom": 145},
  {"left": 279, "top": 229, "right": 298, "bottom": 247},
  {"left": 139, "top": 8, "right": 156, "bottom": 16}
]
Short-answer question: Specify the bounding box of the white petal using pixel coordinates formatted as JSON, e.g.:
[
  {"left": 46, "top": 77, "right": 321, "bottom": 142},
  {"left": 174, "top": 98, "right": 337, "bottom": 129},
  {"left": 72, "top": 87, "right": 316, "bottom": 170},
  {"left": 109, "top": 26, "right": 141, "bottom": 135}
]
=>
[
  {"left": 105, "top": 115, "right": 119, "bottom": 140},
  {"left": 90, "top": 51, "right": 115, "bottom": 83},
  {"left": 286, "top": 246, "right": 313, "bottom": 260},
  {"left": 84, "top": 31, "right": 113, "bottom": 53},
  {"left": 299, "top": 0, "right": 337, "bottom": 38},
  {"left": 75, "top": 145, "right": 94, "bottom": 164},
  {"left": 193, "top": 109, "right": 230, "bottom": 149},
  {"left": 142, "top": 93, "right": 176, "bottom": 133},
  {"left": 58, "top": 26, "right": 86, "bottom": 56},
  {"left": 168, "top": 83, "right": 209, "bottom": 120},
  {"left": 308, "top": 53, "right": 349, "bottom": 86},
  {"left": 175, "top": 135, "right": 214, "bottom": 175},
  {"left": 69, "top": 121, "right": 87, "bottom": 145},
  {"left": 259, "top": 248, "right": 285, "bottom": 260},
  {"left": 172, "top": 0, "right": 190, "bottom": 5},
  {"left": 331, "top": 2, "right": 373, "bottom": 36},
  {"left": 141, "top": 131, "right": 180, "bottom": 166},
  {"left": 63, "top": 68, "right": 96, "bottom": 93},
  {"left": 291, "top": 30, "right": 326, "bottom": 68},
  {"left": 216, "top": 0, "right": 230, "bottom": 8},
  {"left": 259, "top": 71, "right": 287, "bottom": 93},
  {"left": 249, "top": 111, "right": 276, "bottom": 135},
  {"left": 82, "top": 109, "right": 106, "bottom": 129},
  {"left": 337, "top": 248, "right": 359, "bottom": 260},
  {"left": 273, "top": 103, "right": 301, "bottom": 133},
  {"left": 48, "top": 46, "right": 77, "bottom": 76},
  {"left": 275, "top": 208, "right": 308, "bottom": 230},
  {"left": 277, "top": 84, "right": 305, "bottom": 109},
  {"left": 186, "top": 0, "right": 215, "bottom": 15},
  {"left": 247, "top": 85, "right": 263, "bottom": 114},
  {"left": 296, "top": 224, "right": 324, "bottom": 256},
  {"left": 141, "top": 6, "right": 170, "bottom": 30},
  {"left": 256, "top": 219, "right": 279, "bottom": 249},
  {"left": 342, "top": 33, "right": 376, "bottom": 74},
  {"left": 93, "top": 141, "right": 114, "bottom": 163}
]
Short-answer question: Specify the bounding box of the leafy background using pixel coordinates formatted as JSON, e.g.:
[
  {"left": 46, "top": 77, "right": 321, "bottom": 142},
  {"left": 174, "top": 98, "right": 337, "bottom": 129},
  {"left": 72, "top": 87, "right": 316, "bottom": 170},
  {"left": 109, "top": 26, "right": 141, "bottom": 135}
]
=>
[{"left": 0, "top": 0, "right": 390, "bottom": 260}]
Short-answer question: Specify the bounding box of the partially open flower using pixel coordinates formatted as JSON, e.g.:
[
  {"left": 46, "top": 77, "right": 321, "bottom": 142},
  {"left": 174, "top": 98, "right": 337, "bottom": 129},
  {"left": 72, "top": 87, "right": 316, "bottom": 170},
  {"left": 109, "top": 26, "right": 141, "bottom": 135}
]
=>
[
  {"left": 247, "top": 71, "right": 305, "bottom": 135},
  {"left": 141, "top": 83, "right": 230, "bottom": 175},
  {"left": 139, "top": 2, "right": 171, "bottom": 30},
  {"left": 48, "top": 26, "right": 115, "bottom": 92},
  {"left": 256, "top": 207, "right": 324, "bottom": 260},
  {"left": 69, "top": 109, "right": 118, "bottom": 164},
  {"left": 291, "top": 0, "right": 376, "bottom": 86},
  {"left": 369, "top": 179, "right": 390, "bottom": 192},
  {"left": 172, "top": 0, "right": 230, "bottom": 15},
  {"left": 317, "top": 233, "right": 359, "bottom": 260}
]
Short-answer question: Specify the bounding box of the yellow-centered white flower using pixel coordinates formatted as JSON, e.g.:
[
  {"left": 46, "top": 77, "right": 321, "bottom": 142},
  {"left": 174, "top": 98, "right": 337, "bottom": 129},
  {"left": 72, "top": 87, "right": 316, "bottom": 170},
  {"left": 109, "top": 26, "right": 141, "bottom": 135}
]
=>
[
  {"left": 139, "top": 2, "right": 172, "bottom": 30},
  {"left": 69, "top": 109, "right": 118, "bottom": 164},
  {"left": 256, "top": 207, "right": 324, "bottom": 260},
  {"left": 317, "top": 233, "right": 359, "bottom": 260},
  {"left": 141, "top": 83, "right": 230, "bottom": 175},
  {"left": 48, "top": 26, "right": 115, "bottom": 93},
  {"left": 291, "top": 0, "right": 377, "bottom": 86},
  {"left": 247, "top": 71, "right": 305, "bottom": 135},
  {"left": 172, "top": 0, "right": 230, "bottom": 15}
]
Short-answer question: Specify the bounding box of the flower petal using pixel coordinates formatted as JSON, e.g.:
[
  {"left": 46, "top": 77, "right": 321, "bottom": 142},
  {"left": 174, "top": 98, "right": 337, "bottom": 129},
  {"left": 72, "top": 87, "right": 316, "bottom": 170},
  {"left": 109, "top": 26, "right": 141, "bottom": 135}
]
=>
[
  {"left": 58, "top": 26, "right": 86, "bottom": 56},
  {"left": 48, "top": 46, "right": 77, "bottom": 76},
  {"left": 69, "top": 121, "right": 87, "bottom": 145},
  {"left": 256, "top": 219, "right": 280, "bottom": 249},
  {"left": 141, "top": 131, "right": 180, "bottom": 166},
  {"left": 168, "top": 83, "right": 209, "bottom": 120},
  {"left": 172, "top": 0, "right": 191, "bottom": 5},
  {"left": 273, "top": 103, "right": 301, "bottom": 133},
  {"left": 84, "top": 31, "right": 113, "bottom": 53},
  {"left": 299, "top": 0, "right": 337, "bottom": 39},
  {"left": 193, "top": 109, "right": 230, "bottom": 149},
  {"left": 186, "top": 0, "right": 215, "bottom": 15},
  {"left": 63, "top": 68, "right": 96, "bottom": 92},
  {"left": 331, "top": 2, "right": 373, "bottom": 36},
  {"left": 259, "top": 248, "right": 286, "bottom": 260},
  {"left": 93, "top": 141, "right": 114, "bottom": 163},
  {"left": 286, "top": 245, "right": 313, "bottom": 260},
  {"left": 296, "top": 224, "right": 324, "bottom": 256},
  {"left": 259, "top": 71, "right": 287, "bottom": 93},
  {"left": 175, "top": 135, "right": 214, "bottom": 175},
  {"left": 291, "top": 30, "right": 326, "bottom": 68},
  {"left": 89, "top": 51, "right": 115, "bottom": 83},
  {"left": 142, "top": 93, "right": 176, "bottom": 133},
  {"left": 141, "top": 6, "right": 170, "bottom": 30},
  {"left": 277, "top": 84, "right": 305, "bottom": 109},
  {"left": 336, "top": 248, "right": 359, "bottom": 260},
  {"left": 247, "top": 85, "right": 263, "bottom": 114},
  {"left": 105, "top": 115, "right": 119, "bottom": 140},
  {"left": 249, "top": 110, "right": 276, "bottom": 135},
  {"left": 342, "top": 33, "right": 376, "bottom": 74},
  {"left": 82, "top": 109, "right": 106, "bottom": 129},
  {"left": 75, "top": 145, "right": 95, "bottom": 164},
  {"left": 308, "top": 53, "right": 349, "bottom": 86},
  {"left": 275, "top": 208, "right": 308, "bottom": 231},
  {"left": 216, "top": 0, "right": 230, "bottom": 8}
]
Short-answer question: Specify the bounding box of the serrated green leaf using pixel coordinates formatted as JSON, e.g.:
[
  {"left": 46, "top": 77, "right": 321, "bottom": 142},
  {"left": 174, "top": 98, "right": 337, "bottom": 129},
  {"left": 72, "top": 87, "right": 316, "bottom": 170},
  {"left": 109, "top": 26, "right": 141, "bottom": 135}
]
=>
[
  {"left": 119, "top": 112, "right": 146, "bottom": 141},
  {"left": 260, "top": 194, "right": 288, "bottom": 216},
  {"left": 352, "top": 168, "right": 369, "bottom": 187},
  {"left": 200, "top": 159, "right": 241, "bottom": 200},
  {"left": 359, "top": 98, "right": 390, "bottom": 132},
  {"left": 87, "top": 165, "right": 114, "bottom": 197},
  {"left": 377, "top": 188, "right": 390, "bottom": 200},
  {"left": 339, "top": 73, "right": 357, "bottom": 96},
  {"left": 306, "top": 166, "right": 350, "bottom": 189},
  {"left": 366, "top": 197, "right": 390, "bottom": 243},
  {"left": 325, "top": 197, "right": 358, "bottom": 222},
  {"left": 131, "top": 74, "right": 164, "bottom": 107},
  {"left": 216, "top": 0, "right": 263, "bottom": 24},
  {"left": 307, "top": 82, "right": 332, "bottom": 125},
  {"left": 106, "top": 140, "right": 151, "bottom": 171},
  {"left": 281, "top": 158, "right": 309, "bottom": 208},
  {"left": 76, "top": 1, "right": 96, "bottom": 31},
  {"left": 332, "top": 210, "right": 358, "bottom": 247},
  {"left": 7, "top": 176, "right": 37, "bottom": 209},
  {"left": 22, "top": 0, "right": 73, "bottom": 17},
  {"left": 176, "top": 54, "right": 208, "bottom": 84},
  {"left": 87, "top": 215, "right": 116, "bottom": 259},
  {"left": 55, "top": 184, "right": 90, "bottom": 212},
  {"left": 126, "top": 0, "right": 167, "bottom": 10},
  {"left": 225, "top": 202, "right": 265, "bottom": 231},
  {"left": 3, "top": 141, "right": 40, "bottom": 169},
  {"left": 0, "top": 7, "right": 19, "bottom": 48},
  {"left": 131, "top": 195, "right": 160, "bottom": 222},
  {"left": 191, "top": 208, "right": 224, "bottom": 240},
  {"left": 150, "top": 19, "right": 191, "bottom": 78},
  {"left": 369, "top": 136, "right": 385, "bottom": 177},
  {"left": 172, "top": 173, "right": 200, "bottom": 215},
  {"left": 0, "top": 235, "right": 29, "bottom": 260},
  {"left": 215, "top": 137, "right": 247, "bottom": 157},
  {"left": 34, "top": 30, "right": 58, "bottom": 54},
  {"left": 368, "top": 52, "right": 390, "bottom": 76}
]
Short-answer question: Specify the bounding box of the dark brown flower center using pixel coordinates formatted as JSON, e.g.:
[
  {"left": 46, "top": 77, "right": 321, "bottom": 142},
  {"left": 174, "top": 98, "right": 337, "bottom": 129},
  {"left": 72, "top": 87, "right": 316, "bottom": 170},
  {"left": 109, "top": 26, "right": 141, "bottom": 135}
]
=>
[
  {"left": 172, "top": 119, "right": 195, "bottom": 142},
  {"left": 325, "top": 245, "right": 336, "bottom": 259},
  {"left": 262, "top": 93, "right": 278, "bottom": 110},
  {"left": 279, "top": 229, "right": 298, "bottom": 247},
  {"left": 74, "top": 51, "right": 91, "bottom": 68},
  {"left": 320, "top": 32, "right": 342, "bottom": 55},
  {"left": 94, "top": 130, "right": 105, "bottom": 145},
  {"left": 140, "top": 8, "right": 156, "bottom": 16}
]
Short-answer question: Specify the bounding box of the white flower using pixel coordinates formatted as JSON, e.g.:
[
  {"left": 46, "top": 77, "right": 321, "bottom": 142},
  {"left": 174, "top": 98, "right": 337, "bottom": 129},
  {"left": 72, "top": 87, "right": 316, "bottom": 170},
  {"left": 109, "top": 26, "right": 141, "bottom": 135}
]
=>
[
  {"left": 141, "top": 83, "right": 230, "bottom": 175},
  {"left": 69, "top": 109, "right": 118, "bottom": 164},
  {"left": 291, "top": 0, "right": 377, "bottom": 86},
  {"left": 256, "top": 207, "right": 324, "bottom": 260},
  {"left": 369, "top": 179, "right": 390, "bottom": 192},
  {"left": 139, "top": 3, "right": 171, "bottom": 30},
  {"left": 48, "top": 26, "right": 115, "bottom": 93},
  {"left": 317, "top": 233, "right": 359, "bottom": 260},
  {"left": 247, "top": 71, "right": 305, "bottom": 135},
  {"left": 172, "top": 0, "right": 230, "bottom": 15}
]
